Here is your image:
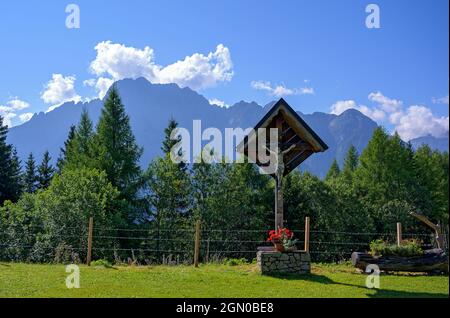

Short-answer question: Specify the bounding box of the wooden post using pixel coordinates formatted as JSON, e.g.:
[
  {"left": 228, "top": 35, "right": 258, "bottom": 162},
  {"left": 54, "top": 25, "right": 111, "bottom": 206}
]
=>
[
  {"left": 86, "top": 217, "right": 93, "bottom": 266},
  {"left": 194, "top": 220, "right": 201, "bottom": 267},
  {"left": 275, "top": 116, "right": 284, "bottom": 230},
  {"left": 275, "top": 179, "right": 284, "bottom": 230},
  {"left": 397, "top": 222, "right": 402, "bottom": 247},
  {"left": 304, "top": 216, "right": 310, "bottom": 252},
  {"left": 206, "top": 238, "right": 210, "bottom": 263}
]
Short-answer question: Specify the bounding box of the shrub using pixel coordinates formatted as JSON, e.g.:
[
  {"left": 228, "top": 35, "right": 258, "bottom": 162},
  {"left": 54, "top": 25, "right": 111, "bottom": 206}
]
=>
[
  {"left": 370, "top": 239, "right": 423, "bottom": 257},
  {"left": 223, "top": 258, "right": 248, "bottom": 266},
  {"left": 54, "top": 242, "right": 80, "bottom": 264},
  {"left": 91, "top": 259, "right": 113, "bottom": 268}
]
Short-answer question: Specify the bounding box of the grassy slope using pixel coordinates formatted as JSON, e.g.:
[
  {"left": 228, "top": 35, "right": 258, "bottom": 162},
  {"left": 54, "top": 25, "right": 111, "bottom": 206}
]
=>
[{"left": 0, "top": 262, "right": 448, "bottom": 298}]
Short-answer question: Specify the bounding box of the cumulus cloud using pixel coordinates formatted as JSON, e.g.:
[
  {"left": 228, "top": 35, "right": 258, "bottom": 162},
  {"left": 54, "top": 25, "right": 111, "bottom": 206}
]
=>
[
  {"left": 251, "top": 80, "right": 314, "bottom": 97},
  {"left": 331, "top": 92, "right": 449, "bottom": 141},
  {"left": 368, "top": 91, "right": 402, "bottom": 113},
  {"left": 41, "top": 74, "right": 81, "bottom": 111},
  {"left": 84, "top": 77, "right": 114, "bottom": 99},
  {"left": 330, "top": 100, "right": 386, "bottom": 121},
  {"left": 208, "top": 98, "right": 229, "bottom": 108},
  {"left": 432, "top": 95, "right": 449, "bottom": 105},
  {"left": 86, "top": 41, "right": 233, "bottom": 98},
  {"left": 0, "top": 98, "right": 32, "bottom": 127},
  {"left": 394, "top": 105, "right": 449, "bottom": 141},
  {"left": 7, "top": 98, "right": 30, "bottom": 110}
]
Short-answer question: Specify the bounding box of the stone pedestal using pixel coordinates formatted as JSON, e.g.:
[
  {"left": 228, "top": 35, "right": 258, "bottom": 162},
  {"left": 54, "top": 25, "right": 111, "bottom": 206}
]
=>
[{"left": 257, "top": 251, "right": 311, "bottom": 275}]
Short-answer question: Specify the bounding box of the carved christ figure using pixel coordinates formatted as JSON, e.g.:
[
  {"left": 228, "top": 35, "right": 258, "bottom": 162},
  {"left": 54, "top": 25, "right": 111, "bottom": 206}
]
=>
[{"left": 263, "top": 143, "right": 296, "bottom": 190}]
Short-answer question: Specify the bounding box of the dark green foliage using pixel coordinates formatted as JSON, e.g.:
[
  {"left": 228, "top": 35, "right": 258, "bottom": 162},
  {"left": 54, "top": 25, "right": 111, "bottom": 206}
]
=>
[
  {"left": 23, "top": 153, "right": 37, "bottom": 193},
  {"left": 56, "top": 125, "right": 76, "bottom": 172},
  {"left": 37, "top": 151, "right": 55, "bottom": 189},
  {"left": 370, "top": 239, "right": 423, "bottom": 257},
  {"left": 342, "top": 145, "right": 358, "bottom": 183},
  {"left": 95, "top": 86, "right": 143, "bottom": 203},
  {"left": 1, "top": 92, "right": 448, "bottom": 264},
  {"left": 0, "top": 116, "right": 22, "bottom": 204},
  {"left": 325, "top": 158, "right": 340, "bottom": 180}
]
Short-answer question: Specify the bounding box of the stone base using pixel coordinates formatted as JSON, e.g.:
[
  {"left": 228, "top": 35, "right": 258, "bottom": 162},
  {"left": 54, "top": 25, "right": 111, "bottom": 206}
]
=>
[{"left": 257, "top": 251, "right": 311, "bottom": 275}]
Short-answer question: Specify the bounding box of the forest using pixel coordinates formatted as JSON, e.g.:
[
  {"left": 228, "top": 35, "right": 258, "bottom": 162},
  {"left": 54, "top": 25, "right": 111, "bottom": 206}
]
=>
[{"left": 0, "top": 86, "right": 448, "bottom": 264}]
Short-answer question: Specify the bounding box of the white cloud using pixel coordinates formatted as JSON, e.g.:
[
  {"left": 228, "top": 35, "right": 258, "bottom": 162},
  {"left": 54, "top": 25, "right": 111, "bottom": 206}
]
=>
[
  {"left": 41, "top": 74, "right": 81, "bottom": 111},
  {"left": 208, "top": 98, "right": 229, "bottom": 108},
  {"left": 84, "top": 77, "right": 114, "bottom": 99},
  {"left": 90, "top": 41, "right": 157, "bottom": 82},
  {"left": 368, "top": 91, "right": 403, "bottom": 113},
  {"left": 394, "top": 105, "right": 449, "bottom": 141},
  {"left": 19, "top": 112, "right": 34, "bottom": 123},
  {"left": 157, "top": 44, "right": 233, "bottom": 89},
  {"left": 87, "top": 41, "right": 233, "bottom": 98},
  {"left": 0, "top": 97, "right": 32, "bottom": 127},
  {"left": 331, "top": 93, "right": 449, "bottom": 141},
  {"left": 0, "top": 106, "right": 17, "bottom": 127},
  {"left": 251, "top": 80, "right": 314, "bottom": 97},
  {"left": 432, "top": 95, "right": 449, "bottom": 105},
  {"left": 7, "top": 98, "right": 30, "bottom": 110},
  {"left": 330, "top": 100, "right": 386, "bottom": 122}
]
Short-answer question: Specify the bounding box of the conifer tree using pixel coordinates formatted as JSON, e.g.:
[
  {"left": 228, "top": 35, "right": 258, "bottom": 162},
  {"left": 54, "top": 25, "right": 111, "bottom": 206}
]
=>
[
  {"left": 0, "top": 115, "right": 22, "bottom": 203},
  {"left": 342, "top": 145, "right": 359, "bottom": 183},
  {"left": 95, "top": 85, "right": 143, "bottom": 202},
  {"left": 38, "top": 151, "right": 55, "bottom": 189},
  {"left": 65, "top": 109, "right": 95, "bottom": 170},
  {"left": 325, "top": 158, "right": 341, "bottom": 180},
  {"left": 56, "top": 125, "right": 76, "bottom": 172},
  {"left": 23, "top": 153, "right": 38, "bottom": 193}
]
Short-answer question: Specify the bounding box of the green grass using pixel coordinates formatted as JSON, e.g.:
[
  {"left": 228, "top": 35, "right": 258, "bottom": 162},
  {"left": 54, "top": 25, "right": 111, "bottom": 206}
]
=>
[{"left": 0, "top": 262, "right": 448, "bottom": 298}]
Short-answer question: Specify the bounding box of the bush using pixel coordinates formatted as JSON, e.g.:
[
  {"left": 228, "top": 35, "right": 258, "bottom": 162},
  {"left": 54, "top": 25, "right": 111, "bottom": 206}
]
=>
[
  {"left": 370, "top": 239, "right": 423, "bottom": 257},
  {"left": 54, "top": 242, "right": 80, "bottom": 264},
  {"left": 223, "top": 258, "right": 248, "bottom": 266},
  {"left": 91, "top": 259, "right": 113, "bottom": 268}
]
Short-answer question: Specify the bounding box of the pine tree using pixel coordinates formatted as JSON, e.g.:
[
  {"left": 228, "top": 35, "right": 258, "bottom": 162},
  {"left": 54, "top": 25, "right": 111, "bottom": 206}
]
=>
[
  {"left": 38, "top": 151, "right": 55, "bottom": 189},
  {"left": 64, "top": 109, "right": 95, "bottom": 170},
  {"left": 24, "top": 153, "right": 38, "bottom": 193},
  {"left": 325, "top": 158, "right": 341, "bottom": 180},
  {"left": 161, "top": 118, "right": 186, "bottom": 171},
  {"left": 0, "top": 115, "right": 22, "bottom": 203},
  {"left": 342, "top": 145, "right": 359, "bottom": 183},
  {"left": 162, "top": 118, "right": 179, "bottom": 155},
  {"left": 95, "top": 85, "right": 143, "bottom": 202},
  {"left": 56, "top": 125, "right": 76, "bottom": 172},
  {"left": 8, "top": 147, "right": 23, "bottom": 200}
]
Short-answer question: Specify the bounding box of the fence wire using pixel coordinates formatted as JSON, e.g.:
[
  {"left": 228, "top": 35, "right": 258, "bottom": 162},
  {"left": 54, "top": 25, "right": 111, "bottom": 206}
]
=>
[{"left": 0, "top": 224, "right": 438, "bottom": 264}]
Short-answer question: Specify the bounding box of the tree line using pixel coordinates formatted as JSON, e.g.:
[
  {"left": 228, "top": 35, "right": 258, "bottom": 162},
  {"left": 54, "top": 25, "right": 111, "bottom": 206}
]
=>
[{"left": 0, "top": 86, "right": 448, "bottom": 263}]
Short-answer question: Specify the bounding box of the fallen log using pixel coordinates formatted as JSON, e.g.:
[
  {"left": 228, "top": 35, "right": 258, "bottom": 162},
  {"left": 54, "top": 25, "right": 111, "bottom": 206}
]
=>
[{"left": 351, "top": 249, "right": 449, "bottom": 273}]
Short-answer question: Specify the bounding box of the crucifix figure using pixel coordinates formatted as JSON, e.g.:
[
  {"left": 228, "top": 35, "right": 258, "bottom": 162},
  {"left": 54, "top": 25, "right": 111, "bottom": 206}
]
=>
[{"left": 263, "top": 142, "right": 296, "bottom": 190}]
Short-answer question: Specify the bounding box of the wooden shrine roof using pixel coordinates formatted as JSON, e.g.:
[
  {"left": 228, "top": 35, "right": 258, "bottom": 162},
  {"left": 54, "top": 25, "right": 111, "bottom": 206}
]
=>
[{"left": 236, "top": 98, "right": 328, "bottom": 176}]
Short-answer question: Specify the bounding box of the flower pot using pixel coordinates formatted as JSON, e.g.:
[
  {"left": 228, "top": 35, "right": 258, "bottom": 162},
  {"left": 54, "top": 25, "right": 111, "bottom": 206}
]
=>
[{"left": 274, "top": 243, "right": 285, "bottom": 252}]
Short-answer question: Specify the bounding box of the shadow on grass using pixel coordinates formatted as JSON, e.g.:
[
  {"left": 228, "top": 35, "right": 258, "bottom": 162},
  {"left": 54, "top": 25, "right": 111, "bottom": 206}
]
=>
[
  {"left": 265, "top": 272, "right": 448, "bottom": 298},
  {"left": 0, "top": 262, "right": 11, "bottom": 267}
]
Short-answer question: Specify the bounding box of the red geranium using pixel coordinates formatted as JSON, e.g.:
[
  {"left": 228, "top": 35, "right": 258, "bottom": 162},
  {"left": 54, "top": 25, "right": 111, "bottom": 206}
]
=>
[{"left": 267, "top": 228, "right": 297, "bottom": 250}]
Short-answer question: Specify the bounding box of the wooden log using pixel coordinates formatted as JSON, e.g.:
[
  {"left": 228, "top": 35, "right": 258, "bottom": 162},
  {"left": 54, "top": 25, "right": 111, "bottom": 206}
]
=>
[{"left": 351, "top": 249, "right": 448, "bottom": 273}]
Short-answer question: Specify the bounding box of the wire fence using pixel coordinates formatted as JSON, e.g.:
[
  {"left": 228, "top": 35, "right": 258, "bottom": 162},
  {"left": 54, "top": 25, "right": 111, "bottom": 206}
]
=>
[{"left": 0, "top": 222, "right": 440, "bottom": 265}]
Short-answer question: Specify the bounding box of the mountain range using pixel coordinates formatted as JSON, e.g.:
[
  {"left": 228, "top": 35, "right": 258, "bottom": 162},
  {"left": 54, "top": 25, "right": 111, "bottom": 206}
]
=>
[{"left": 7, "top": 77, "right": 449, "bottom": 178}]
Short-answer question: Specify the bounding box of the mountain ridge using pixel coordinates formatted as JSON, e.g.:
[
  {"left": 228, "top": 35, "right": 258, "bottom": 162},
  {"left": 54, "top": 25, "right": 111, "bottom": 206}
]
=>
[{"left": 7, "top": 77, "right": 448, "bottom": 178}]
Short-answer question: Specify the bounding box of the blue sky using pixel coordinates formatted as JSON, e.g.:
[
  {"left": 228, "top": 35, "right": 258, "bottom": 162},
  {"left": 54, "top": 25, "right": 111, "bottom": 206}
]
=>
[{"left": 0, "top": 0, "right": 448, "bottom": 140}]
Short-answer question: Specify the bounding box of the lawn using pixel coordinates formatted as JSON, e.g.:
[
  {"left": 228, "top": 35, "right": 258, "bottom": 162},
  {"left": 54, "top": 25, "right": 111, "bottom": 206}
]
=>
[{"left": 0, "top": 262, "right": 448, "bottom": 298}]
